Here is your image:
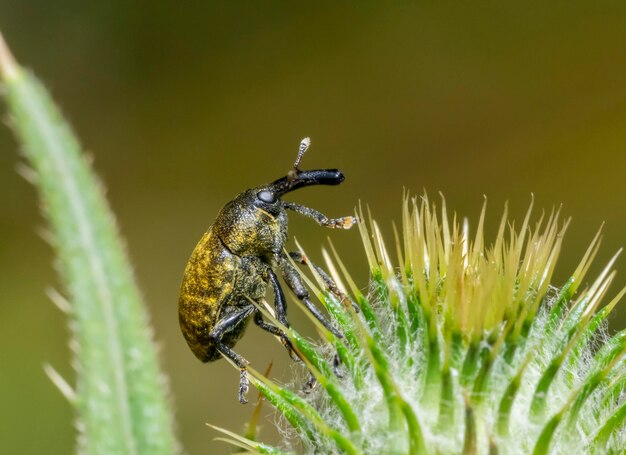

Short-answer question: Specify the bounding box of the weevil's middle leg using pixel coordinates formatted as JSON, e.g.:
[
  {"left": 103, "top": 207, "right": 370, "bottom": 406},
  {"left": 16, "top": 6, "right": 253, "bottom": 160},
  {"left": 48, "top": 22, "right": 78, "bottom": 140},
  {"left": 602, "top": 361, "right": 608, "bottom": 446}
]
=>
[
  {"left": 282, "top": 255, "right": 350, "bottom": 381},
  {"left": 209, "top": 305, "right": 255, "bottom": 403},
  {"left": 279, "top": 254, "right": 343, "bottom": 339},
  {"left": 283, "top": 202, "right": 356, "bottom": 229},
  {"left": 333, "top": 352, "right": 344, "bottom": 378},
  {"left": 253, "top": 312, "right": 300, "bottom": 362},
  {"left": 260, "top": 269, "right": 300, "bottom": 361},
  {"left": 268, "top": 269, "right": 289, "bottom": 327},
  {"left": 288, "top": 251, "right": 359, "bottom": 313},
  {"left": 301, "top": 352, "right": 343, "bottom": 394},
  {"left": 302, "top": 373, "right": 317, "bottom": 394}
]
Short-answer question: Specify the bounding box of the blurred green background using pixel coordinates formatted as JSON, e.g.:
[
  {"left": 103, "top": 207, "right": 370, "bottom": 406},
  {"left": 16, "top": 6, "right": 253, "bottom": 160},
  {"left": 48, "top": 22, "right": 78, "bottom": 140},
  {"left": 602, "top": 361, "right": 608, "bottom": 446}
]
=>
[{"left": 1, "top": 2, "right": 624, "bottom": 454}]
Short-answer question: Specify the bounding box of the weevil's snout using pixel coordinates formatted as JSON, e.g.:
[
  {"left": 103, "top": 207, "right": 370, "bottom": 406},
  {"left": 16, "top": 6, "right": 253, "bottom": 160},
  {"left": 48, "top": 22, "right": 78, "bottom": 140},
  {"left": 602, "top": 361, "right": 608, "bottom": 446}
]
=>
[
  {"left": 271, "top": 169, "right": 345, "bottom": 196},
  {"left": 305, "top": 169, "right": 345, "bottom": 185},
  {"left": 290, "top": 169, "right": 345, "bottom": 186}
]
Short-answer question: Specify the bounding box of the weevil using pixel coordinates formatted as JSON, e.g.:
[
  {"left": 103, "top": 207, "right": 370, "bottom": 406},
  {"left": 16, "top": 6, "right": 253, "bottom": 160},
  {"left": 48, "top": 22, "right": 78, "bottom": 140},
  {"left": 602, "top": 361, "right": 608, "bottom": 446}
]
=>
[{"left": 178, "top": 138, "right": 356, "bottom": 403}]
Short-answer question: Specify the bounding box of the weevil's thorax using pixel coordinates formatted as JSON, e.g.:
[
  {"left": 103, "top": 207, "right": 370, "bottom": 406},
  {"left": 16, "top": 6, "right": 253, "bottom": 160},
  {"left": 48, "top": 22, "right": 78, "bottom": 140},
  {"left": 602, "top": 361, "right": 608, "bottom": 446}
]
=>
[{"left": 214, "top": 187, "right": 288, "bottom": 262}]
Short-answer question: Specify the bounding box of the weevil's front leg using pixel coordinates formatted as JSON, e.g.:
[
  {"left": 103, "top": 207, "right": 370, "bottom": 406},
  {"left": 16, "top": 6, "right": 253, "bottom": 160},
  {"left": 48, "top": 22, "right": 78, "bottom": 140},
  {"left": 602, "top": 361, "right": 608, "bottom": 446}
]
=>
[
  {"left": 283, "top": 202, "right": 357, "bottom": 229},
  {"left": 278, "top": 254, "right": 343, "bottom": 339},
  {"left": 209, "top": 305, "right": 255, "bottom": 403},
  {"left": 288, "top": 251, "right": 359, "bottom": 313}
]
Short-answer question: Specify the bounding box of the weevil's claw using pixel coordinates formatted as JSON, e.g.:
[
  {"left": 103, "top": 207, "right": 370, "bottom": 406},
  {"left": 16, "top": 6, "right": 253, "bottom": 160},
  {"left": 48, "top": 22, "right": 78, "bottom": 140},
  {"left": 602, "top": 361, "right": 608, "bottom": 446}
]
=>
[
  {"left": 335, "top": 290, "right": 360, "bottom": 314},
  {"left": 289, "top": 350, "right": 302, "bottom": 362},
  {"left": 238, "top": 368, "right": 249, "bottom": 404},
  {"left": 332, "top": 352, "right": 344, "bottom": 379},
  {"left": 328, "top": 216, "right": 357, "bottom": 230},
  {"left": 302, "top": 373, "right": 317, "bottom": 394},
  {"left": 330, "top": 325, "right": 344, "bottom": 339},
  {"left": 282, "top": 337, "right": 302, "bottom": 362}
]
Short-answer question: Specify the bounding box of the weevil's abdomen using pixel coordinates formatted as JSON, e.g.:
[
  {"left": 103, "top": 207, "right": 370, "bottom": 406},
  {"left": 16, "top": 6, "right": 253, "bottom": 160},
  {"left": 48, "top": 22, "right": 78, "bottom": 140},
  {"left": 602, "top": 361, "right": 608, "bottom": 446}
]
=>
[{"left": 178, "top": 227, "right": 239, "bottom": 362}]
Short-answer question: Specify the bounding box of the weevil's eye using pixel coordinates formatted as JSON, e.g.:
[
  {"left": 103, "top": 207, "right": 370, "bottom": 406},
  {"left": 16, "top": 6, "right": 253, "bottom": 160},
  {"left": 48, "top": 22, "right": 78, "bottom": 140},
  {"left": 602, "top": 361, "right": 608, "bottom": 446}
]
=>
[{"left": 256, "top": 190, "right": 276, "bottom": 203}]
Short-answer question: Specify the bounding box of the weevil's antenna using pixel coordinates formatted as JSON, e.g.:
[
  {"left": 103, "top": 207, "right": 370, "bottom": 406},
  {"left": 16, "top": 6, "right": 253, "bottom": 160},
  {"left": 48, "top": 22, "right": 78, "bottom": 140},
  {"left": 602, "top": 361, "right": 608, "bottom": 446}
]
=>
[
  {"left": 288, "top": 137, "right": 310, "bottom": 182},
  {"left": 294, "top": 137, "right": 310, "bottom": 170}
]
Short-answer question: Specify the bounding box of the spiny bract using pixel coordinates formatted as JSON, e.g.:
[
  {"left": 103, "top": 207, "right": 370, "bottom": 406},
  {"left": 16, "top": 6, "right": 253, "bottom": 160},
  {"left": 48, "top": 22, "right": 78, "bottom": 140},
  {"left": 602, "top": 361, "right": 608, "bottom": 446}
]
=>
[{"left": 215, "top": 194, "right": 626, "bottom": 455}]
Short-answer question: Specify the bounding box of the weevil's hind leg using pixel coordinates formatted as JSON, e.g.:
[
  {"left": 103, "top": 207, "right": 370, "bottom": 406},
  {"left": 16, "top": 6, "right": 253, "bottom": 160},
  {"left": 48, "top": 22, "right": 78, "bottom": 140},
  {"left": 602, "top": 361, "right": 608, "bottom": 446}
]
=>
[
  {"left": 283, "top": 202, "right": 357, "bottom": 230},
  {"left": 288, "top": 251, "right": 360, "bottom": 313},
  {"left": 209, "top": 305, "right": 255, "bottom": 404},
  {"left": 279, "top": 254, "right": 343, "bottom": 339}
]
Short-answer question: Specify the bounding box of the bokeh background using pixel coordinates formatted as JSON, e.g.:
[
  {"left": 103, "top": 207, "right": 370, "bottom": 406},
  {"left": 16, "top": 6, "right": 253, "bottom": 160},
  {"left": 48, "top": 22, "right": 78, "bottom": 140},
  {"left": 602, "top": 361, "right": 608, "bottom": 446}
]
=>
[{"left": 1, "top": 2, "right": 625, "bottom": 454}]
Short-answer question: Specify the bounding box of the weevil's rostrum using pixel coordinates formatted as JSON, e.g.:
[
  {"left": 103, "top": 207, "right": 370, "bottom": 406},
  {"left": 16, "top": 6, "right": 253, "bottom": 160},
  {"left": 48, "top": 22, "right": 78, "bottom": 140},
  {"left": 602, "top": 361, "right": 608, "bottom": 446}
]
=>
[{"left": 178, "top": 138, "right": 355, "bottom": 403}]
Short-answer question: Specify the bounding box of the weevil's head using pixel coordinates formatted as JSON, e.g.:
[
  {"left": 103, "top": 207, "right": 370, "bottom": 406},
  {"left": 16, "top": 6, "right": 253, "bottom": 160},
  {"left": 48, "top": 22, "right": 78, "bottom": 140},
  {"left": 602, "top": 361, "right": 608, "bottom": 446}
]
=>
[
  {"left": 215, "top": 169, "right": 345, "bottom": 260},
  {"left": 215, "top": 138, "right": 345, "bottom": 260}
]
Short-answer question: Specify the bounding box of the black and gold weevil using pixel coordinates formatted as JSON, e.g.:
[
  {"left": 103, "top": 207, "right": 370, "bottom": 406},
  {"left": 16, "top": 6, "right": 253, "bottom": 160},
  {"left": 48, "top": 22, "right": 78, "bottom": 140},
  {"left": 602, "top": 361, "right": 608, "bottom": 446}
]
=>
[{"left": 178, "top": 137, "right": 356, "bottom": 403}]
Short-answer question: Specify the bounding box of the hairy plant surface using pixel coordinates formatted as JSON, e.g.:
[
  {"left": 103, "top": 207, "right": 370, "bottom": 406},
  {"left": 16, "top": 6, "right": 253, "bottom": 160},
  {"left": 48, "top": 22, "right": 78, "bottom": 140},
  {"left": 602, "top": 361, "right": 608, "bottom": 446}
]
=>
[
  {"left": 0, "top": 32, "right": 178, "bottom": 455},
  {"left": 215, "top": 196, "right": 625, "bottom": 455}
]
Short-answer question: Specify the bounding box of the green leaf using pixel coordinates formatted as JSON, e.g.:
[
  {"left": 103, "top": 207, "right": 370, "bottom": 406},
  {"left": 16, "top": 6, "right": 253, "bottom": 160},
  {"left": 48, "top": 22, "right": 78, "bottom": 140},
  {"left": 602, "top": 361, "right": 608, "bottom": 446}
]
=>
[
  {"left": 594, "top": 400, "right": 626, "bottom": 449},
  {"left": 248, "top": 370, "right": 361, "bottom": 455},
  {"left": 532, "top": 413, "right": 561, "bottom": 455},
  {"left": 209, "top": 424, "right": 295, "bottom": 455},
  {"left": 0, "top": 34, "right": 177, "bottom": 453}
]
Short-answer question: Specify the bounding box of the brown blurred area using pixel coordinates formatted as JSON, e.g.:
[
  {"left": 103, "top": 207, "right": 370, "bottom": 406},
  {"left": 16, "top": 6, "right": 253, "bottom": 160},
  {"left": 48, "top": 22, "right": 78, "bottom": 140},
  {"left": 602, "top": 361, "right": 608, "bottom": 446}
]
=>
[{"left": 0, "top": 2, "right": 624, "bottom": 454}]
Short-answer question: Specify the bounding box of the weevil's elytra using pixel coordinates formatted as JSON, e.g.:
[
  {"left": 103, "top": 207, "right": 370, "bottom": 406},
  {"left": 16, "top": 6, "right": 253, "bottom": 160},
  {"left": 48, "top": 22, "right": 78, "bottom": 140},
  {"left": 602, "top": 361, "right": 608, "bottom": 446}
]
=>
[{"left": 178, "top": 138, "right": 356, "bottom": 403}]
